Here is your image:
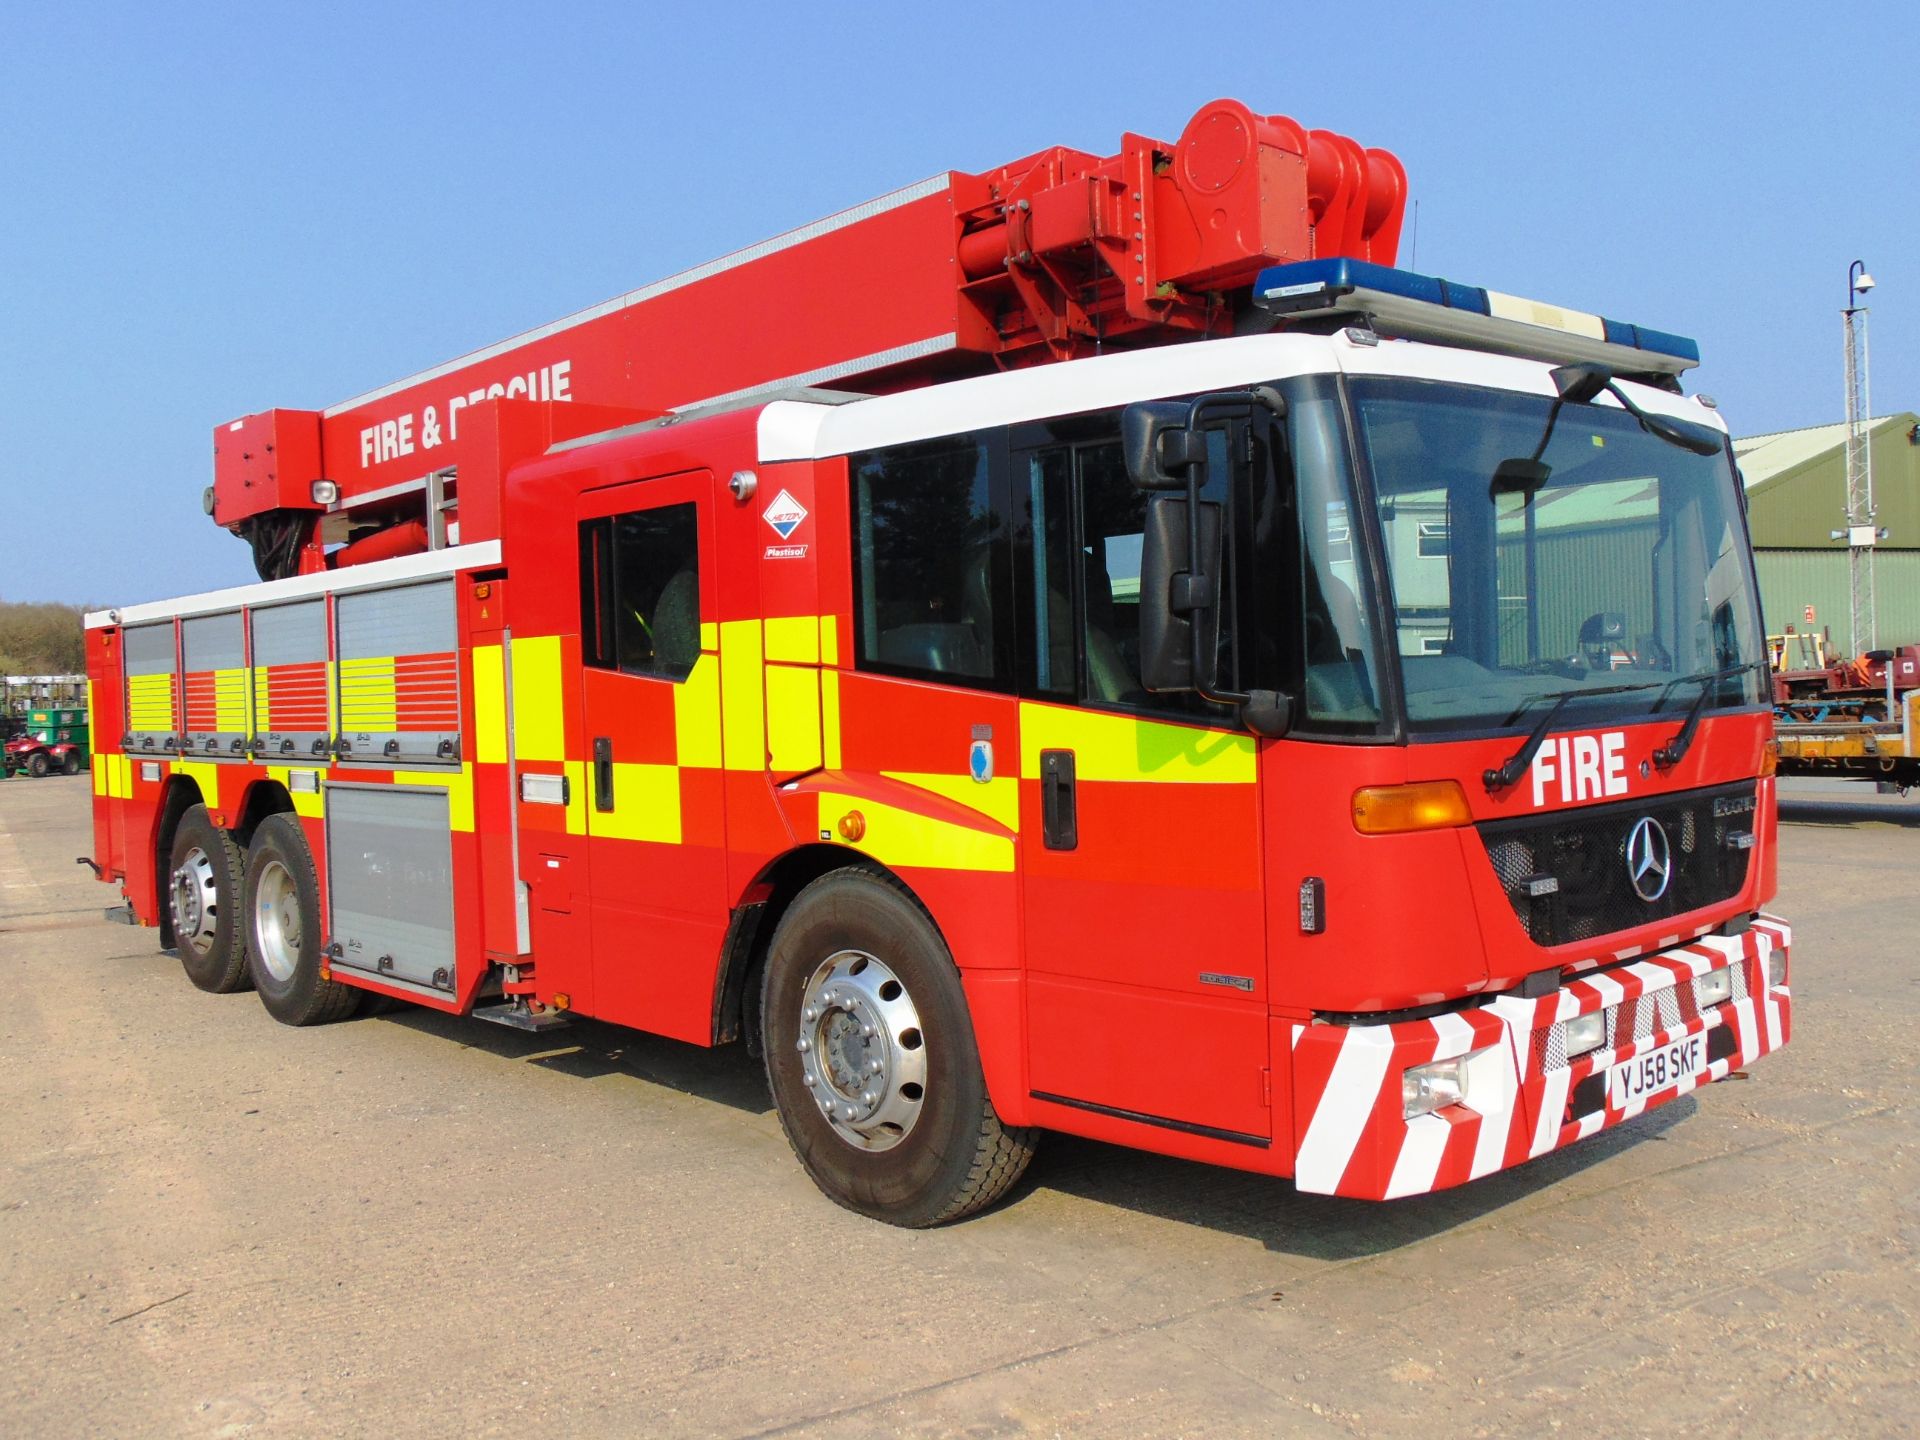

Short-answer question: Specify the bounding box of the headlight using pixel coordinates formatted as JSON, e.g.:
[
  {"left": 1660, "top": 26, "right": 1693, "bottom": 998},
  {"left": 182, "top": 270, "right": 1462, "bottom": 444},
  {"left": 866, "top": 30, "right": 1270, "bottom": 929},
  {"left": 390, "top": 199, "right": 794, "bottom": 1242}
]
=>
[
  {"left": 1696, "top": 967, "right": 1734, "bottom": 1007},
  {"left": 1403, "top": 1048, "right": 1490, "bottom": 1119},
  {"left": 1564, "top": 1009, "right": 1607, "bottom": 1058}
]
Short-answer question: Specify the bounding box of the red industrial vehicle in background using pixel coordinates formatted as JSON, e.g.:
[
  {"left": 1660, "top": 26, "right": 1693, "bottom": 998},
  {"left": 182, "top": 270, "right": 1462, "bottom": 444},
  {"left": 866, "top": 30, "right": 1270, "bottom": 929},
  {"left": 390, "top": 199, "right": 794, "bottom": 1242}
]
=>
[
  {"left": 83, "top": 100, "right": 1789, "bottom": 1225},
  {"left": 4, "top": 707, "right": 89, "bottom": 778}
]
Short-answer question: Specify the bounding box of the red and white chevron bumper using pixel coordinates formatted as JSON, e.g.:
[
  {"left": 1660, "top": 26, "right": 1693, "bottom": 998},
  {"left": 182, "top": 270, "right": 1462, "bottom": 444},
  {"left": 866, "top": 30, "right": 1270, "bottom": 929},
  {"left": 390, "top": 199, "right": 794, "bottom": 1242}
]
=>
[{"left": 1288, "top": 917, "right": 1790, "bottom": 1198}]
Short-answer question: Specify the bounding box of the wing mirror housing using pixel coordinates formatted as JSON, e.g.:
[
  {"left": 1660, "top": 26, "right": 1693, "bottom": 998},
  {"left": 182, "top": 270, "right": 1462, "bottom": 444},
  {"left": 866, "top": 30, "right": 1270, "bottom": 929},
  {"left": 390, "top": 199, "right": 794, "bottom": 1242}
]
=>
[
  {"left": 1139, "top": 495, "right": 1223, "bottom": 694},
  {"left": 1122, "top": 401, "right": 1206, "bottom": 491},
  {"left": 1125, "top": 387, "right": 1295, "bottom": 739}
]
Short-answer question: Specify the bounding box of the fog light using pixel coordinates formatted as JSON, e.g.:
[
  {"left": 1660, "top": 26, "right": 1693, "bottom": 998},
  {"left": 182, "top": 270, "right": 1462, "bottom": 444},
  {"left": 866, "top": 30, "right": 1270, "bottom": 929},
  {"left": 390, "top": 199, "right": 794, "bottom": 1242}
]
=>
[
  {"left": 1564, "top": 1009, "right": 1607, "bottom": 1058},
  {"left": 311, "top": 478, "right": 340, "bottom": 505},
  {"left": 1767, "top": 947, "right": 1787, "bottom": 988},
  {"left": 1696, "top": 967, "right": 1734, "bottom": 1006},
  {"left": 1403, "top": 1049, "right": 1488, "bottom": 1119}
]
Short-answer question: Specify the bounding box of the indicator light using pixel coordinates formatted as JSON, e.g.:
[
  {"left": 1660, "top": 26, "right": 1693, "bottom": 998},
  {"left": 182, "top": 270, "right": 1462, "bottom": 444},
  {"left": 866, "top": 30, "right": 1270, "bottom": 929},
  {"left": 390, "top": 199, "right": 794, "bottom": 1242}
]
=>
[
  {"left": 1298, "top": 876, "right": 1326, "bottom": 935},
  {"left": 1351, "top": 780, "right": 1473, "bottom": 835}
]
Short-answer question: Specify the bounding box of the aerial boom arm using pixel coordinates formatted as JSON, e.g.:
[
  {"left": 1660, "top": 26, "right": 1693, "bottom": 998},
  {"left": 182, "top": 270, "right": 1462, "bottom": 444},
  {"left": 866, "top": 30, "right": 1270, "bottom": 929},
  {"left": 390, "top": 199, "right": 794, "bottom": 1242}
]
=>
[{"left": 210, "top": 98, "right": 1406, "bottom": 577}]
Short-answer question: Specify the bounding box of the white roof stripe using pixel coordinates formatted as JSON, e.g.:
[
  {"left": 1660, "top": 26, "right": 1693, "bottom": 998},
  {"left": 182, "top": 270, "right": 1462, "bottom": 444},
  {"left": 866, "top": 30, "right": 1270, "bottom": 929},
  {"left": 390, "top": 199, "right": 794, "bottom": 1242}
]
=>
[
  {"left": 757, "top": 330, "right": 1727, "bottom": 463},
  {"left": 85, "top": 540, "right": 502, "bottom": 629}
]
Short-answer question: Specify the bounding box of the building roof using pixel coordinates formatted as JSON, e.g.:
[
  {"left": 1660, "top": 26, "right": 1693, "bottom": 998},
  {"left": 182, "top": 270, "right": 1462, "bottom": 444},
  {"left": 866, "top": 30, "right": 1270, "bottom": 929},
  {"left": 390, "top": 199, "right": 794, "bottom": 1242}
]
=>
[
  {"left": 1734, "top": 410, "right": 1920, "bottom": 552},
  {"left": 1734, "top": 414, "right": 1914, "bottom": 489}
]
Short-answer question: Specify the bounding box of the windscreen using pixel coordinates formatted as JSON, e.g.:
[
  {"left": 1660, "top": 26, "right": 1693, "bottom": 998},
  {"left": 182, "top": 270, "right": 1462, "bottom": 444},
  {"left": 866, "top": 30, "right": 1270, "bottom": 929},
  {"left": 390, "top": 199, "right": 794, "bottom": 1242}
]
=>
[{"left": 1348, "top": 376, "right": 1765, "bottom": 735}]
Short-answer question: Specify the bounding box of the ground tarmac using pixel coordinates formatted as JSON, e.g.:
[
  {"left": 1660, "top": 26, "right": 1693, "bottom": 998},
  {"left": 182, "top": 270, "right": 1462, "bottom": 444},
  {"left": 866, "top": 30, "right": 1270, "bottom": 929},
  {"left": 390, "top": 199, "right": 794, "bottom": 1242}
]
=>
[{"left": 1, "top": 774, "right": 1914, "bottom": 1437}]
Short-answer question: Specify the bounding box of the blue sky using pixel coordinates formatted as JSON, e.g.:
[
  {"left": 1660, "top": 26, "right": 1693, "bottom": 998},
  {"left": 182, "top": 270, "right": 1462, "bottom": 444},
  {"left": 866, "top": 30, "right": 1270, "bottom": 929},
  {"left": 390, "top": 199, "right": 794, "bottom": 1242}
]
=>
[{"left": 2, "top": 2, "right": 1913, "bottom": 605}]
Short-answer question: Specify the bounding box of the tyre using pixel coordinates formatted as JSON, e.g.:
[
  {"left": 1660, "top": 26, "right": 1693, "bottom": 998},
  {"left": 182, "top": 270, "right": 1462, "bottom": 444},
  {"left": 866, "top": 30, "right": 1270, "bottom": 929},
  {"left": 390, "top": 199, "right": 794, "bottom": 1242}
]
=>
[
  {"left": 167, "top": 804, "right": 251, "bottom": 993},
  {"left": 760, "top": 867, "right": 1037, "bottom": 1227},
  {"left": 62, "top": 751, "right": 81, "bottom": 775},
  {"left": 26, "top": 751, "right": 49, "bottom": 779},
  {"left": 244, "top": 813, "right": 360, "bottom": 1026}
]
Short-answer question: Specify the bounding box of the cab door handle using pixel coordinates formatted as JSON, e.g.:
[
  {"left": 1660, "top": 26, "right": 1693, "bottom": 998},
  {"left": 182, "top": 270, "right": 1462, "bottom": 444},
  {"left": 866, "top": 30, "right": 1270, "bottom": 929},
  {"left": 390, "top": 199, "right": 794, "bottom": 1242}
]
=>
[
  {"left": 1041, "top": 749, "right": 1077, "bottom": 851},
  {"left": 593, "top": 736, "right": 614, "bottom": 811}
]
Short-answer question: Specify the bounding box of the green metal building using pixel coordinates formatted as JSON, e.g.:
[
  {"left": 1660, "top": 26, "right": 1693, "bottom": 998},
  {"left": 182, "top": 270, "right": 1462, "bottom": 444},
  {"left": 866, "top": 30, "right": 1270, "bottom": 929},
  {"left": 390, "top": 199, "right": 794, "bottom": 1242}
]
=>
[{"left": 1735, "top": 412, "right": 1920, "bottom": 654}]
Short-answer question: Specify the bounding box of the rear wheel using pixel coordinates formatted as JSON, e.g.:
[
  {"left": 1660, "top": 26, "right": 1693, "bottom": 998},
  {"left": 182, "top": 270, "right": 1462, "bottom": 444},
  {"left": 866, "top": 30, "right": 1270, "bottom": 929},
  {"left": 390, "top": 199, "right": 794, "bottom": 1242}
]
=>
[
  {"left": 760, "top": 867, "right": 1037, "bottom": 1227},
  {"left": 26, "top": 751, "right": 49, "bottom": 779},
  {"left": 245, "top": 814, "right": 360, "bottom": 1026},
  {"left": 62, "top": 750, "right": 81, "bottom": 775},
  {"left": 168, "top": 805, "right": 250, "bottom": 992}
]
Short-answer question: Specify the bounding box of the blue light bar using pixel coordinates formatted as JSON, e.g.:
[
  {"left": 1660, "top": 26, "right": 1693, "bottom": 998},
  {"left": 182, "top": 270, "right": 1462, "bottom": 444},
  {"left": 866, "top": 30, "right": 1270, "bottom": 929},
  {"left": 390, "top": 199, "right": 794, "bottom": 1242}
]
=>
[{"left": 1252, "top": 259, "right": 1699, "bottom": 375}]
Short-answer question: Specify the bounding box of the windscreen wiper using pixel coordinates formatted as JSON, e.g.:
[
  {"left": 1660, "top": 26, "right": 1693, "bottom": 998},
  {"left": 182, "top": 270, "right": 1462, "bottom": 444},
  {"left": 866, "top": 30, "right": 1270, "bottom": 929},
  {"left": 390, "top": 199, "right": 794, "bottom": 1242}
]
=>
[
  {"left": 1651, "top": 662, "right": 1764, "bottom": 768},
  {"left": 1484, "top": 680, "right": 1663, "bottom": 793}
]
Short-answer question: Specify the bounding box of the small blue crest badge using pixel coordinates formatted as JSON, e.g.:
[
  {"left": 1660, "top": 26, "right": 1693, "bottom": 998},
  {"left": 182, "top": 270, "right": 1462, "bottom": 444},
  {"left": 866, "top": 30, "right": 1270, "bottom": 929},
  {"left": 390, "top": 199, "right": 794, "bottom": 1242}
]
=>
[{"left": 968, "top": 738, "right": 993, "bottom": 784}]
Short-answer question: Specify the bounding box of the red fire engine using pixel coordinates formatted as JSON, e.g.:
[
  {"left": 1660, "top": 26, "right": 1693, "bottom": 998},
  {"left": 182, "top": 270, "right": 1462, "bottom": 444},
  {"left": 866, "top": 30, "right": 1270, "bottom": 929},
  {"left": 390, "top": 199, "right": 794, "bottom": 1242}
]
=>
[{"left": 84, "top": 100, "right": 1789, "bottom": 1225}]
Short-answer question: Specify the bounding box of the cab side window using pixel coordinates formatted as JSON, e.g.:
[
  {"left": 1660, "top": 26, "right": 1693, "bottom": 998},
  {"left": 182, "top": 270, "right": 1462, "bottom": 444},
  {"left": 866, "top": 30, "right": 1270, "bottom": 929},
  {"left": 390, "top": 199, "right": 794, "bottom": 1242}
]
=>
[
  {"left": 1024, "top": 434, "right": 1234, "bottom": 721},
  {"left": 579, "top": 502, "right": 701, "bottom": 681},
  {"left": 850, "top": 437, "right": 1010, "bottom": 687}
]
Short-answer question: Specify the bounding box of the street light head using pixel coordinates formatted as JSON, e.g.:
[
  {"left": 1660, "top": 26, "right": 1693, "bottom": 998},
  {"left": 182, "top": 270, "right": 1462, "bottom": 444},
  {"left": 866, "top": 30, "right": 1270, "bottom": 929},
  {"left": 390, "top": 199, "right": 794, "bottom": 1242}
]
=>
[{"left": 1856, "top": 271, "right": 1876, "bottom": 294}]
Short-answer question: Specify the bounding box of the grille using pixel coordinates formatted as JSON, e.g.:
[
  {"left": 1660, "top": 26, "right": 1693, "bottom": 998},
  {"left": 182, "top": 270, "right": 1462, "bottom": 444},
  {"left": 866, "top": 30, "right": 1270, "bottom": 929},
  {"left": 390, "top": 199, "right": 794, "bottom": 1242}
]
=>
[{"left": 1480, "top": 782, "right": 1757, "bottom": 946}]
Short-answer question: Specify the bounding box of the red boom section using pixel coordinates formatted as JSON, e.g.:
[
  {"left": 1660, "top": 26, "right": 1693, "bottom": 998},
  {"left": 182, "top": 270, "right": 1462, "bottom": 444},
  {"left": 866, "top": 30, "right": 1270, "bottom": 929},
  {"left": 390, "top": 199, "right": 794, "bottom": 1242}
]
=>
[{"left": 211, "top": 99, "right": 1405, "bottom": 570}]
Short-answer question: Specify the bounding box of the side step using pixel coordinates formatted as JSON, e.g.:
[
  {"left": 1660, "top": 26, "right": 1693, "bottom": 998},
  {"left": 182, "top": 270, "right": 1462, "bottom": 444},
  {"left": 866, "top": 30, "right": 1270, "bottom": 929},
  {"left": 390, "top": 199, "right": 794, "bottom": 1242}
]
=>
[{"left": 471, "top": 1001, "right": 572, "bottom": 1033}]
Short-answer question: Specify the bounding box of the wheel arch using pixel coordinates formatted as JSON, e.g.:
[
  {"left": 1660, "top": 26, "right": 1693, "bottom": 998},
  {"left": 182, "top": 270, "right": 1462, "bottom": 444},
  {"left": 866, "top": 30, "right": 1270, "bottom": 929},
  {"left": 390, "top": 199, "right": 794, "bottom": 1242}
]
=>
[
  {"left": 152, "top": 774, "right": 208, "bottom": 948},
  {"left": 709, "top": 844, "right": 1027, "bottom": 1126},
  {"left": 230, "top": 777, "right": 297, "bottom": 849},
  {"left": 711, "top": 844, "right": 882, "bottom": 1052}
]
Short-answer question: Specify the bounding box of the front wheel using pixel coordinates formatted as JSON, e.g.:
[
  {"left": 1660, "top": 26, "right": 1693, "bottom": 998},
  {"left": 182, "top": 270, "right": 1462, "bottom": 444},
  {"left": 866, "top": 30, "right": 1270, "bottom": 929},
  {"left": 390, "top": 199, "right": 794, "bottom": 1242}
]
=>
[
  {"left": 26, "top": 751, "right": 49, "bottom": 779},
  {"left": 245, "top": 814, "right": 361, "bottom": 1026},
  {"left": 760, "top": 867, "right": 1037, "bottom": 1227}
]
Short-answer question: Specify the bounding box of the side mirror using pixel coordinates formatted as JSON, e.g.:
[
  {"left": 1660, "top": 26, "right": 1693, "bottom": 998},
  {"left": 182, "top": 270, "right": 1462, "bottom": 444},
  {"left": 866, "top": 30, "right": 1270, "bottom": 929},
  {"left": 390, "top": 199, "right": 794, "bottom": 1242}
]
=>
[
  {"left": 1138, "top": 495, "right": 1223, "bottom": 693},
  {"left": 1122, "top": 401, "right": 1205, "bottom": 491}
]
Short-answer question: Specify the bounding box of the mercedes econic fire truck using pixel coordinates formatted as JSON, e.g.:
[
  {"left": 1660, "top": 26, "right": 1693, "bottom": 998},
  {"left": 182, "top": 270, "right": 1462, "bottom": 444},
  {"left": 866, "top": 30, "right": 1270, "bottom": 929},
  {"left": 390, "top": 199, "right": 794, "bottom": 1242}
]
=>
[{"left": 82, "top": 100, "right": 1789, "bottom": 1225}]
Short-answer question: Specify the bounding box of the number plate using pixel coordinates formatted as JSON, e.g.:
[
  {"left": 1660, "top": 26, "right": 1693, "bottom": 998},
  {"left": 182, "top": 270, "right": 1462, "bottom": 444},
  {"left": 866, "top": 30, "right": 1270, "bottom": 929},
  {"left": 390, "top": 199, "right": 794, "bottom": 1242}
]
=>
[{"left": 1607, "top": 1031, "right": 1706, "bottom": 1109}]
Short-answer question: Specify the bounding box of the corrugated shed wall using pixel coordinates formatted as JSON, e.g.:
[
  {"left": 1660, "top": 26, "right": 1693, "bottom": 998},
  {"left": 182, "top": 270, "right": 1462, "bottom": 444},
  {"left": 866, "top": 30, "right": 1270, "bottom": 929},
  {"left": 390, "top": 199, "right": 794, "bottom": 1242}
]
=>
[
  {"left": 1755, "top": 549, "right": 1920, "bottom": 650},
  {"left": 1745, "top": 417, "right": 1920, "bottom": 551},
  {"left": 1497, "top": 521, "right": 1661, "bottom": 659}
]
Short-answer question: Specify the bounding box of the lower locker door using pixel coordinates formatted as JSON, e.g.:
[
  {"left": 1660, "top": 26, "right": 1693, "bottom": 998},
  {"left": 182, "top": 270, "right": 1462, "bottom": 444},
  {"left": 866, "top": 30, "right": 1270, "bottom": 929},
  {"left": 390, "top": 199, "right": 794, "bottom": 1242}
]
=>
[{"left": 324, "top": 783, "right": 458, "bottom": 993}]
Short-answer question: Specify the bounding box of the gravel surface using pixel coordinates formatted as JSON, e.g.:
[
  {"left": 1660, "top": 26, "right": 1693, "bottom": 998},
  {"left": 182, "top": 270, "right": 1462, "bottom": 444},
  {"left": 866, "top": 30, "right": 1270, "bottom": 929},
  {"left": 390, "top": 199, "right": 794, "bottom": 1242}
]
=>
[{"left": 1, "top": 773, "right": 1914, "bottom": 1437}]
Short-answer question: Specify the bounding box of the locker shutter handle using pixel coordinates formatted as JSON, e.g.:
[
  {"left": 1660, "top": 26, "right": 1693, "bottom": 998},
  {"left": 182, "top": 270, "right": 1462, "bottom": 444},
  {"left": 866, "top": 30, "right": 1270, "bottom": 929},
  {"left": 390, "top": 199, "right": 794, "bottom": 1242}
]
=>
[
  {"left": 593, "top": 736, "right": 614, "bottom": 812},
  {"left": 1041, "top": 749, "right": 1077, "bottom": 851}
]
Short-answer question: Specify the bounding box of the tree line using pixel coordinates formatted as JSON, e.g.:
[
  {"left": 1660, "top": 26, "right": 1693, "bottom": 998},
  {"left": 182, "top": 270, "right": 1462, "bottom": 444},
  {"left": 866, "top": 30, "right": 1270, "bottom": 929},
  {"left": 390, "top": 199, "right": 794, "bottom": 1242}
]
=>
[{"left": 0, "top": 599, "right": 87, "bottom": 676}]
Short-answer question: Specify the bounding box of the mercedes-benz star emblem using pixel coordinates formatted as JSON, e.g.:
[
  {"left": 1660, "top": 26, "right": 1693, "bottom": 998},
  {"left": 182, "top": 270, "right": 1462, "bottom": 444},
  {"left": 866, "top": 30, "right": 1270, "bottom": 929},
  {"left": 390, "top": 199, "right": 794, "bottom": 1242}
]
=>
[{"left": 1626, "top": 816, "right": 1672, "bottom": 902}]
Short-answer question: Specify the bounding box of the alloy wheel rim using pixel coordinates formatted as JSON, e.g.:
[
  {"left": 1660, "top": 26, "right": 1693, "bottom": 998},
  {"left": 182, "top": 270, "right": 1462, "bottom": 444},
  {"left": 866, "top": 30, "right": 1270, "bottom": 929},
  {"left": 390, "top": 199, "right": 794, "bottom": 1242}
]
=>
[
  {"left": 795, "top": 950, "right": 927, "bottom": 1152},
  {"left": 253, "top": 859, "right": 302, "bottom": 983},
  {"left": 170, "top": 845, "right": 219, "bottom": 955}
]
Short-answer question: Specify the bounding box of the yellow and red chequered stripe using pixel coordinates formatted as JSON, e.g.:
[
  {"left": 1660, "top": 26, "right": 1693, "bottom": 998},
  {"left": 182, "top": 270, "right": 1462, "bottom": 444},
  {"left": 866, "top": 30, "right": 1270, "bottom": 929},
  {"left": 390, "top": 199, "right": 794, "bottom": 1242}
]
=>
[
  {"left": 183, "top": 667, "right": 249, "bottom": 733},
  {"left": 125, "top": 672, "right": 179, "bottom": 732},
  {"left": 339, "top": 650, "right": 459, "bottom": 732}
]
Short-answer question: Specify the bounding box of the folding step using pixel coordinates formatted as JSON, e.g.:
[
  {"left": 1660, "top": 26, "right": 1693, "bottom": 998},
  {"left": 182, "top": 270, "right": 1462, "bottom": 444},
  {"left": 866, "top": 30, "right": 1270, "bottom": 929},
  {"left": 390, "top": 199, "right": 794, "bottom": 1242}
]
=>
[{"left": 470, "top": 1001, "right": 571, "bottom": 1033}]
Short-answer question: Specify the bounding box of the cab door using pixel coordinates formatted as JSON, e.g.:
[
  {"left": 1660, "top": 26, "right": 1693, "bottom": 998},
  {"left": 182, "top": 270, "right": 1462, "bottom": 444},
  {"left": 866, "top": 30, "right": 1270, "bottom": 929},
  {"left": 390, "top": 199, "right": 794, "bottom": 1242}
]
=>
[
  {"left": 575, "top": 470, "right": 730, "bottom": 1042},
  {"left": 1015, "top": 427, "right": 1272, "bottom": 1143}
]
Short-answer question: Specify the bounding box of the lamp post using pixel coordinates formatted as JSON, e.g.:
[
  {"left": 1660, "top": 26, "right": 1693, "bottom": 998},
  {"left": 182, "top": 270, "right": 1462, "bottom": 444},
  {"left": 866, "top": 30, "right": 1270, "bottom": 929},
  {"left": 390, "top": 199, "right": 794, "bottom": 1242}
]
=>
[{"left": 1842, "top": 260, "right": 1877, "bottom": 655}]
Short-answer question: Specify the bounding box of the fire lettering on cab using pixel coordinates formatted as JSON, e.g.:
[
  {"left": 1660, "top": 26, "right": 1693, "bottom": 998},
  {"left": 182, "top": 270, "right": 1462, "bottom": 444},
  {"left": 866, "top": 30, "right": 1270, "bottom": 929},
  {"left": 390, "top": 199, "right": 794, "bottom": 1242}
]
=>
[{"left": 1530, "top": 731, "right": 1628, "bottom": 807}]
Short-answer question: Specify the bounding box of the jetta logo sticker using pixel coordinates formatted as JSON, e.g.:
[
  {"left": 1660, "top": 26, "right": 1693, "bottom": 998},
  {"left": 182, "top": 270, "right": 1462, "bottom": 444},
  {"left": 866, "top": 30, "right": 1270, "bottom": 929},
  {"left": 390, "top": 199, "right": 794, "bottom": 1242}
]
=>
[
  {"left": 762, "top": 489, "right": 808, "bottom": 540},
  {"left": 1626, "top": 816, "right": 1672, "bottom": 901}
]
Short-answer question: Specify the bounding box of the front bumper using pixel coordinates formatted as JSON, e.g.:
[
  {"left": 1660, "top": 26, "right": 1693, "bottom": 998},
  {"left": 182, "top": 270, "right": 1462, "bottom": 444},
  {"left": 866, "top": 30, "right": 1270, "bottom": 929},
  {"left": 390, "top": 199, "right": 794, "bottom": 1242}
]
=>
[{"left": 1288, "top": 916, "right": 1790, "bottom": 1198}]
